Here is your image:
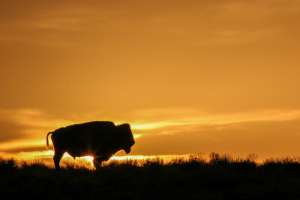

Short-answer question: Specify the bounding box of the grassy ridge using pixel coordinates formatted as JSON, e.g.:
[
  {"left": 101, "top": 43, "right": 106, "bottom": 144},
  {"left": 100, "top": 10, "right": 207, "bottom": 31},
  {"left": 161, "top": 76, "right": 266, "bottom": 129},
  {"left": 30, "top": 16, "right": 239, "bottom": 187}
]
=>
[{"left": 1, "top": 154, "right": 300, "bottom": 200}]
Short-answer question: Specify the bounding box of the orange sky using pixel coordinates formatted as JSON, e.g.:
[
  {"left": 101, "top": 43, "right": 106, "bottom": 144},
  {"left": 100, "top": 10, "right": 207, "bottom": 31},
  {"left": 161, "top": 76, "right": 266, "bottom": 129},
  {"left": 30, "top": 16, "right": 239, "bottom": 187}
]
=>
[{"left": 1, "top": 0, "right": 300, "bottom": 159}]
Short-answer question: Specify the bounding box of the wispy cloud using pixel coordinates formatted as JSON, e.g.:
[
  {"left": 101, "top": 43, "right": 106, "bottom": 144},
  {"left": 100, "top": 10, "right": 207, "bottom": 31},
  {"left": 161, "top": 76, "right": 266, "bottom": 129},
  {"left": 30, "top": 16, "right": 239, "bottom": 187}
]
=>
[
  {"left": 1, "top": 107, "right": 300, "bottom": 157},
  {"left": 130, "top": 108, "right": 300, "bottom": 133},
  {"left": 0, "top": 108, "right": 72, "bottom": 145}
]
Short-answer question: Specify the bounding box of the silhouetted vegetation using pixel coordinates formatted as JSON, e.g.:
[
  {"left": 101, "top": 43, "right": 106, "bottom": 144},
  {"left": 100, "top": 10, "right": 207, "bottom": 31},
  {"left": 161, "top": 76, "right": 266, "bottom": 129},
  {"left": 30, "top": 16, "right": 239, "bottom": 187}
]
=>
[{"left": 1, "top": 153, "right": 300, "bottom": 200}]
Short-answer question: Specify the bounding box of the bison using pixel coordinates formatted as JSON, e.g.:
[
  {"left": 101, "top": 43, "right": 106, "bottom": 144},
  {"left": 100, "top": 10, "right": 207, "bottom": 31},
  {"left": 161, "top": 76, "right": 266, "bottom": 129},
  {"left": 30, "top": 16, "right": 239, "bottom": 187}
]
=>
[{"left": 46, "top": 121, "right": 135, "bottom": 169}]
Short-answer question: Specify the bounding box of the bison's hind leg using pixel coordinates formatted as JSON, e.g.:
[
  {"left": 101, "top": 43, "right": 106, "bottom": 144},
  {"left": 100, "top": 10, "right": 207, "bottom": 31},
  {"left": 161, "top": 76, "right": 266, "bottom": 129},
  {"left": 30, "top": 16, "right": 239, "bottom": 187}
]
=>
[{"left": 53, "top": 151, "right": 64, "bottom": 170}]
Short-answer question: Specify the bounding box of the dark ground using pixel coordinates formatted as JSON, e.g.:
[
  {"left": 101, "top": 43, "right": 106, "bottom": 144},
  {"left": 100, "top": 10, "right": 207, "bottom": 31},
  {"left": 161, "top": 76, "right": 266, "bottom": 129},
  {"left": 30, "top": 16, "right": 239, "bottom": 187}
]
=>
[{"left": 1, "top": 153, "right": 300, "bottom": 200}]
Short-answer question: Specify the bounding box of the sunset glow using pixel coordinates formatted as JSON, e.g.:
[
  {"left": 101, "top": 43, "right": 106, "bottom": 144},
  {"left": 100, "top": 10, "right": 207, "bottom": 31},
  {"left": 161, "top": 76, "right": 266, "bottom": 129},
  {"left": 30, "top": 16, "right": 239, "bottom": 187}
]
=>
[{"left": 1, "top": 0, "right": 300, "bottom": 162}]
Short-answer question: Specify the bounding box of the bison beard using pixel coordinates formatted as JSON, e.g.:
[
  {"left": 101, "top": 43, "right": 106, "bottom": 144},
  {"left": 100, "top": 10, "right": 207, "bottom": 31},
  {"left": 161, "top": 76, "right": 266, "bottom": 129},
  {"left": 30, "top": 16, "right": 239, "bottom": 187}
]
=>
[{"left": 46, "top": 121, "right": 135, "bottom": 170}]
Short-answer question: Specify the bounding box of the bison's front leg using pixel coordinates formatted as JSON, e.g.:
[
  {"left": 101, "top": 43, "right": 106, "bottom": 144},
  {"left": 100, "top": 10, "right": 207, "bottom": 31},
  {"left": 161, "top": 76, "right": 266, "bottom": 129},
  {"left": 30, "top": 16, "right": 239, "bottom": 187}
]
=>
[{"left": 93, "top": 157, "right": 104, "bottom": 170}]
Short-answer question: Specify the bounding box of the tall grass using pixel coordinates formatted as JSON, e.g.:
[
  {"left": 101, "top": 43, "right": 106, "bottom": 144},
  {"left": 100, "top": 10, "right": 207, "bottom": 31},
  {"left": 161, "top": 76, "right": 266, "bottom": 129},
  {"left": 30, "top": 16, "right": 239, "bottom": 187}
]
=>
[{"left": 1, "top": 153, "right": 300, "bottom": 199}]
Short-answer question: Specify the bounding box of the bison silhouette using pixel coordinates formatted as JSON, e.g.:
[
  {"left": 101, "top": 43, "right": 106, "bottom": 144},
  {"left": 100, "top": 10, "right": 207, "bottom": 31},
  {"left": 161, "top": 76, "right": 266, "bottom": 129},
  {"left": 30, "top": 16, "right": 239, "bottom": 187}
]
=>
[{"left": 46, "top": 121, "right": 135, "bottom": 169}]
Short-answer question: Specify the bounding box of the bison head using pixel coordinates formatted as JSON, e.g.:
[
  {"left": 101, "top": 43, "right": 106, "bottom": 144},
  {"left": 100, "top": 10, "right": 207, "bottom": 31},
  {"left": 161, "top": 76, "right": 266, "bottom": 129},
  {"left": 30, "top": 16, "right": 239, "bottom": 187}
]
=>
[{"left": 117, "top": 123, "right": 135, "bottom": 154}]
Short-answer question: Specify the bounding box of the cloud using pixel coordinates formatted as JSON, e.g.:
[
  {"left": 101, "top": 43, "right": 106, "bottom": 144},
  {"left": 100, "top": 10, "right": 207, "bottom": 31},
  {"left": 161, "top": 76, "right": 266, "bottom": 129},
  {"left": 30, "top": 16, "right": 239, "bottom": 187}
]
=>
[
  {"left": 1, "top": 107, "right": 300, "bottom": 157},
  {"left": 0, "top": 142, "right": 45, "bottom": 153},
  {"left": 0, "top": 108, "right": 71, "bottom": 143},
  {"left": 1, "top": 0, "right": 300, "bottom": 46},
  {"left": 130, "top": 108, "right": 300, "bottom": 133},
  {"left": 127, "top": 108, "right": 300, "bottom": 157},
  {"left": 133, "top": 117, "right": 300, "bottom": 157},
  {"left": 0, "top": 119, "right": 32, "bottom": 142}
]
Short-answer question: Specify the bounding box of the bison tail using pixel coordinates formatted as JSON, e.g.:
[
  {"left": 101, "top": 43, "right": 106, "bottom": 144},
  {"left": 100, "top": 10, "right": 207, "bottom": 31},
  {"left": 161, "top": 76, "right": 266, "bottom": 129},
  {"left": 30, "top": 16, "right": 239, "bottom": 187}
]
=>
[{"left": 46, "top": 132, "right": 53, "bottom": 149}]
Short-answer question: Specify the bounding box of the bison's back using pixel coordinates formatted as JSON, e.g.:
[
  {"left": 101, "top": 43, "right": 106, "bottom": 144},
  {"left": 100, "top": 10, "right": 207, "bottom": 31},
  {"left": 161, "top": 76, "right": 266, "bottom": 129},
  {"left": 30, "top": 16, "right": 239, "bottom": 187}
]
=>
[{"left": 51, "top": 121, "right": 117, "bottom": 156}]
